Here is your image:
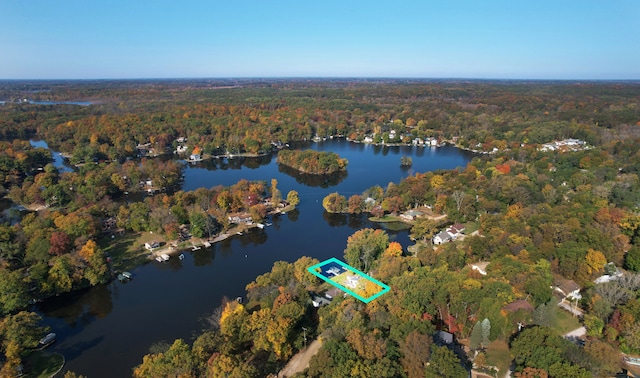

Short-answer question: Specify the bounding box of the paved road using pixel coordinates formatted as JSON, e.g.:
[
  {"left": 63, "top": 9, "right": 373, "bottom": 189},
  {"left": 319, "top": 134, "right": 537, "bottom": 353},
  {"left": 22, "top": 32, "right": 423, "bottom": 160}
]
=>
[
  {"left": 564, "top": 326, "right": 587, "bottom": 339},
  {"left": 277, "top": 339, "right": 322, "bottom": 378}
]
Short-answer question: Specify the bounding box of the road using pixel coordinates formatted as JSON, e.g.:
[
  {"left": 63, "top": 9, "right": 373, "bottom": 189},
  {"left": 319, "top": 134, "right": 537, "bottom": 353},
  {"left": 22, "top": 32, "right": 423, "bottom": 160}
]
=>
[{"left": 277, "top": 339, "right": 322, "bottom": 378}]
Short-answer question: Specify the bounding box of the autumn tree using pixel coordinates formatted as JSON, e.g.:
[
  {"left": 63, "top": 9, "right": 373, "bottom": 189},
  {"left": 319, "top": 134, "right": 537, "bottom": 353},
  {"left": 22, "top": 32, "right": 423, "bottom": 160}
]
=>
[
  {"left": 323, "top": 192, "right": 347, "bottom": 213},
  {"left": 399, "top": 330, "right": 432, "bottom": 378},
  {"left": 49, "top": 231, "right": 72, "bottom": 256},
  {"left": 133, "top": 339, "right": 198, "bottom": 378},
  {"left": 79, "top": 239, "right": 109, "bottom": 285},
  {"left": 384, "top": 241, "right": 403, "bottom": 257},
  {"left": 286, "top": 190, "right": 300, "bottom": 207},
  {"left": 344, "top": 228, "right": 389, "bottom": 272}
]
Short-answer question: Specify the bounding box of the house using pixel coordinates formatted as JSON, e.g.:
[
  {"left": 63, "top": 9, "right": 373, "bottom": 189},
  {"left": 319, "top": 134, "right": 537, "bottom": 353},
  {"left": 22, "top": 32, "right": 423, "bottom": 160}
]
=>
[
  {"left": 324, "top": 287, "right": 342, "bottom": 300},
  {"left": 400, "top": 209, "right": 423, "bottom": 221},
  {"left": 501, "top": 299, "right": 534, "bottom": 314},
  {"left": 228, "top": 213, "right": 252, "bottom": 224},
  {"left": 470, "top": 261, "right": 489, "bottom": 276},
  {"left": 555, "top": 278, "right": 581, "bottom": 300},
  {"left": 346, "top": 275, "right": 361, "bottom": 289},
  {"left": 436, "top": 330, "right": 454, "bottom": 345},
  {"left": 433, "top": 230, "right": 453, "bottom": 245},
  {"left": 595, "top": 262, "right": 623, "bottom": 284},
  {"left": 311, "top": 294, "right": 331, "bottom": 308},
  {"left": 145, "top": 241, "right": 160, "bottom": 250},
  {"left": 433, "top": 224, "right": 466, "bottom": 245},
  {"left": 450, "top": 223, "right": 466, "bottom": 235}
]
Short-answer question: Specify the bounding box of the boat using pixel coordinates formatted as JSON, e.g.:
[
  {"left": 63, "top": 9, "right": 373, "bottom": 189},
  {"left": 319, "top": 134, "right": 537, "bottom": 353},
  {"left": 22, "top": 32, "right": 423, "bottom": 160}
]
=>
[
  {"left": 179, "top": 253, "right": 185, "bottom": 260},
  {"left": 265, "top": 222, "right": 272, "bottom": 227},
  {"left": 160, "top": 254, "right": 170, "bottom": 261},
  {"left": 121, "top": 271, "right": 132, "bottom": 279},
  {"left": 155, "top": 256, "right": 164, "bottom": 262},
  {"left": 203, "top": 241, "right": 211, "bottom": 248},
  {"left": 256, "top": 223, "right": 265, "bottom": 229},
  {"left": 39, "top": 333, "right": 56, "bottom": 348}
]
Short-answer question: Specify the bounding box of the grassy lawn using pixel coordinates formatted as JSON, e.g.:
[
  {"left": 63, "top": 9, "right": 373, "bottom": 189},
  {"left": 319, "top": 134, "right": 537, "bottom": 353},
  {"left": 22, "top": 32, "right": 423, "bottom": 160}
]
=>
[
  {"left": 464, "top": 221, "right": 480, "bottom": 234},
  {"left": 554, "top": 307, "right": 582, "bottom": 334},
  {"left": 368, "top": 215, "right": 402, "bottom": 223},
  {"left": 485, "top": 339, "right": 511, "bottom": 376},
  {"left": 99, "top": 231, "right": 163, "bottom": 271},
  {"left": 25, "top": 350, "right": 64, "bottom": 378},
  {"left": 330, "top": 270, "right": 384, "bottom": 299}
]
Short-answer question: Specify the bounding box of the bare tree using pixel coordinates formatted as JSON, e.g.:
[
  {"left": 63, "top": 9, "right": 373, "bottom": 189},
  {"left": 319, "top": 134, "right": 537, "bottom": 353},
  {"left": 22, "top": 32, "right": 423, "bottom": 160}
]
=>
[{"left": 452, "top": 190, "right": 466, "bottom": 212}]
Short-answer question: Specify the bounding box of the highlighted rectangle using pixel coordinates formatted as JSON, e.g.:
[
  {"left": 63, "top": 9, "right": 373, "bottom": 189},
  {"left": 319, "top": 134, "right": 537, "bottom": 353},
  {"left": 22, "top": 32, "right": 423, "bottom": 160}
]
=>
[{"left": 307, "top": 257, "right": 390, "bottom": 303}]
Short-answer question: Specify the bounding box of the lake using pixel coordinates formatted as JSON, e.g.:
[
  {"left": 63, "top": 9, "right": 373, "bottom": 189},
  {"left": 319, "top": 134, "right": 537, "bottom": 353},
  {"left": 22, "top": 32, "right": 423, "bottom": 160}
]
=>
[{"left": 36, "top": 139, "right": 474, "bottom": 377}]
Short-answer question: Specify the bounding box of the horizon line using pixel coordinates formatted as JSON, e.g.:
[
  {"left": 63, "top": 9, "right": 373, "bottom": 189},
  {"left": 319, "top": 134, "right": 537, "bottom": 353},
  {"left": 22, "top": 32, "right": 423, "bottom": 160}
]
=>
[{"left": 1, "top": 76, "right": 640, "bottom": 83}]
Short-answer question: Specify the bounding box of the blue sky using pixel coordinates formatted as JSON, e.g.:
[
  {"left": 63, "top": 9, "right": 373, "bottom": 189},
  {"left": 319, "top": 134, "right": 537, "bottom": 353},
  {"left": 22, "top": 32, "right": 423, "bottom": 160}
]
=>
[{"left": 1, "top": 0, "right": 638, "bottom": 79}]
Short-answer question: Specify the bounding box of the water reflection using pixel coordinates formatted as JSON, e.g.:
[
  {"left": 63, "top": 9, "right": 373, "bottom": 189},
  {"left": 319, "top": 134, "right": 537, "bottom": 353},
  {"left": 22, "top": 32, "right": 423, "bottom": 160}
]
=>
[
  {"left": 323, "top": 211, "right": 348, "bottom": 227},
  {"left": 192, "top": 248, "right": 216, "bottom": 267},
  {"left": 278, "top": 164, "right": 347, "bottom": 187},
  {"left": 192, "top": 154, "right": 273, "bottom": 171},
  {"left": 286, "top": 208, "right": 300, "bottom": 222},
  {"left": 38, "top": 284, "right": 114, "bottom": 325}
]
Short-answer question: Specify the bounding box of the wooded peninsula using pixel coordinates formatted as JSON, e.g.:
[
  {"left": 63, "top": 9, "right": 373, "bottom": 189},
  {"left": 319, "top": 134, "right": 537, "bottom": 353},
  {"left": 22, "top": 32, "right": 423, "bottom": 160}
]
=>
[{"left": 1, "top": 79, "right": 639, "bottom": 378}]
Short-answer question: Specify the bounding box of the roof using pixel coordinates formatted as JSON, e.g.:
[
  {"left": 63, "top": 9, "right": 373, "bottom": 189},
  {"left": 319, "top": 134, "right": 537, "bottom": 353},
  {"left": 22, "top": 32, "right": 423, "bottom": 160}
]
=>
[
  {"left": 502, "top": 300, "right": 534, "bottom": 313},
  {"left": 434, "top": 231, "right": 452, "bottom": 240},
  {"left": 436, "top": 330, "right": 454, "bottom": 344},
  {"left": 556, "top": 278, "right": 580, "bottom": 296}
]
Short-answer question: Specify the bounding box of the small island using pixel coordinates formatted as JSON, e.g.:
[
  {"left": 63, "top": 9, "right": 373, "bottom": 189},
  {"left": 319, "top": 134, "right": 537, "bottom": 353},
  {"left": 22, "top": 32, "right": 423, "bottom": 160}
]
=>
[{"left": 276, "top": 149, "right": 348, "bottom": 175}]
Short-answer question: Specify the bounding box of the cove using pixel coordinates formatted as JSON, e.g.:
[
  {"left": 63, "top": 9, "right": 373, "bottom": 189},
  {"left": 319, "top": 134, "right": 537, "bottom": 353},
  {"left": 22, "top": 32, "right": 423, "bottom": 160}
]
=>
[{"left": 36, "top": 139, "right": 474, "bottom": 377}]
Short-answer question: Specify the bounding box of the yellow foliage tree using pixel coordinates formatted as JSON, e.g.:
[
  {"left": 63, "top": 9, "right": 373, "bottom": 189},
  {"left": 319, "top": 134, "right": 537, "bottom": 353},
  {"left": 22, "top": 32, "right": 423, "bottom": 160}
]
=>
[
  {"left": 585, "top": 249, "right": 607, "bottom": 276},
  {"left": 384, "top": 241, "right": 403, "bottom": 257}
]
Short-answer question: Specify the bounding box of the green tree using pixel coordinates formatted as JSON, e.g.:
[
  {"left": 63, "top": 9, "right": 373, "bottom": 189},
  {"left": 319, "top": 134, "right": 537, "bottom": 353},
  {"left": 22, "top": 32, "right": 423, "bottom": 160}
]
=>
[
  {"left": 424, "top": 345, "right": 467, "bottom": 378},
  {"left": 189, "top": 211, "right": 206, "bottom": 238},
  {"left": 511, "top": 326, "right": 577, "bottom": 374},
  {"left": 48, "top": 255, "right": 75, "bottom": 293},
  {"left": 625, "top": 245, "right": 640, "bottom": 272},
  {"left": 469, "top": 321, "right": 483, "bottom": 350},
  {"left": 133, "top": 339, "right": 198, "bottom": 378},
  {"left": 410, "top": 218, "right": 438, "bottom": 243},
  {"left": 286, "top": 190, "right": 300, "bottom": 207},
  {"left": 0, "top": 311, "right": 47, "bottom": 362},
  {"left": 344, "top": 228, "right": 389, "bottom": 272},
  {"left": 0, "top": 269, "right": 29, "bottom": 314}
]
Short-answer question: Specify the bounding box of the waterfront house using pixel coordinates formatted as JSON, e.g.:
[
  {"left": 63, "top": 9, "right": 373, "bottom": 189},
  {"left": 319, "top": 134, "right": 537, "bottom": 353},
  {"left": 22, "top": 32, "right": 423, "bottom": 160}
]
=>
[
  {"left": 346, "top": 275, "right": 361, "bottom": 289},
  {"left": 228, "top": 213, "right": 252, "bottom": 225},
  {"left": 145, "top": 241, "right": 160, "bottom": 250}
]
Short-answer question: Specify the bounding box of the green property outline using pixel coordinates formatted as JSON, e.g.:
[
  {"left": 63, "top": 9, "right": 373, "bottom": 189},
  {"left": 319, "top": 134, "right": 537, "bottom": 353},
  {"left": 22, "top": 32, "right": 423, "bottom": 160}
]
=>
[{"left": 307, "top": 257, "right": 390, "bottom": 303}]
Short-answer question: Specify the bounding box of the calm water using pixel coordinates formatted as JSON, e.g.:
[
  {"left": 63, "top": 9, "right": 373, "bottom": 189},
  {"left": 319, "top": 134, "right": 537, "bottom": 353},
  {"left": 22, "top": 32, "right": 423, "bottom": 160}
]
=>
[
  {"left": 36, "top": 140, "right": 473, "bottom": 377},
  {"left": 29, "top": 139, "right": 74, "bottom": 173}
]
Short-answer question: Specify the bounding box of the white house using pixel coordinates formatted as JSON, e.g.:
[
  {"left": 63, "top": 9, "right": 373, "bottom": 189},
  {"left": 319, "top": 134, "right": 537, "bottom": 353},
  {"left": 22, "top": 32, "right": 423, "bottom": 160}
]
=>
[
  {"left": 433, "top": 230, "right": 453, "bottom": 245},
  {"left": 145, "top": 241, "right": 160, "bottom": 250},
  {"left": 346, "top": 275, "right": 361, "bottom": 289}
]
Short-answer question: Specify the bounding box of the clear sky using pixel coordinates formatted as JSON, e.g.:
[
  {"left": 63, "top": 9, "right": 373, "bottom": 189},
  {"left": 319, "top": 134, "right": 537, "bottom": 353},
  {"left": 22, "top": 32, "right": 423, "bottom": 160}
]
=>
[{"left": 1, "top": 0, "right": 638, "bottom": 80}]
